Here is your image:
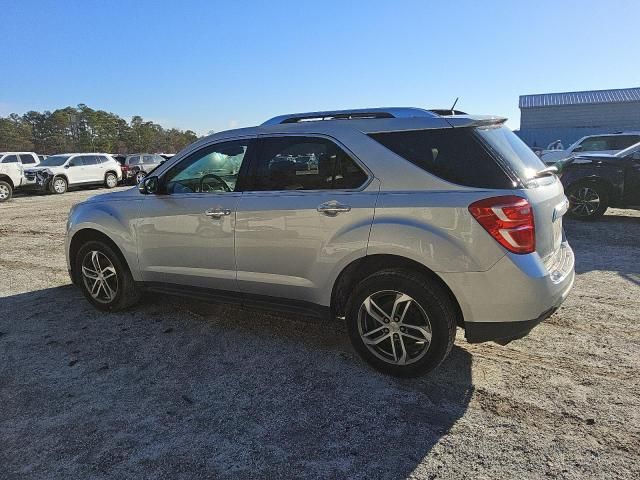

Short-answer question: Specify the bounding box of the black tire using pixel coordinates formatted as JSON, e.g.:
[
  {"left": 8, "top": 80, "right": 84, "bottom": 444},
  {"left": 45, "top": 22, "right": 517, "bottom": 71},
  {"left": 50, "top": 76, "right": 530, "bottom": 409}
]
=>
[
  {"left": 105, "top": 172, "right": 118, "bottom": 189},
  {"left": 50, "top": 176, "right": 68, "bottom": 194},
  {"left": 0, "top": 180, "right": 12, "bottom": 202},
  {"left": 134, "top": 170, "right": 146, "bottom": 185},
  {"left": 345, "top": 269, "right": 457, "bottom": 377},
  {"left": 75, "top": 240, "right": 140, "bottom": 312},
  {"left": 566, "top": 182, "right": 609, "bottom": 220}
]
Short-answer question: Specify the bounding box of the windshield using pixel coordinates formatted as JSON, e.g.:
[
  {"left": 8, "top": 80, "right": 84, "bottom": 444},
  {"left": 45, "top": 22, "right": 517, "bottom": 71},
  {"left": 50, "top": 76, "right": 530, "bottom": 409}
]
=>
[
  {"left": 475, "top": 126, "right": 545, "bottom": 182},
  {"left": 38, "top": 155, "right": 71, "bottom": 167}
]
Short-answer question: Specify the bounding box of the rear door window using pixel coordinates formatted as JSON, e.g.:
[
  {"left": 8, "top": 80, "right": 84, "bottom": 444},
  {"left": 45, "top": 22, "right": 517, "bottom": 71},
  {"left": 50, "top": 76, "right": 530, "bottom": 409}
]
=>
[
  {"left": 2, "top": 155, "right": 19, "bottom": 163},
  {"left": 368, "top": 128, "right": 515, "bottom": 188},
  {"left": 248, "top": 136, "right": 368, "bottom": 191},
  {"left": 127, "top": 155, "right": 141, "bottom": 165}
]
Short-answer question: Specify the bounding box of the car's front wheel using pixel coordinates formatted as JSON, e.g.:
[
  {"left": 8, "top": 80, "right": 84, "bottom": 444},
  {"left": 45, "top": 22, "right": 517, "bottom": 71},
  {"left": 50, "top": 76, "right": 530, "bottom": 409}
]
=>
[
  {"left": 50, "top": 176, "right": 68, "bottom": 194},
  {"left": 0, "top": 180, "right": 13, "bottom": 202},
  {"left": 345, "top": 269, "right": 457, "bottom": 377},
  {"left": 134, "top": 171, "right": 146, "bottom": 185},
  {"left": 566, "top": 182, "right": 609, "bottom": 220},
  {"left": 75, "top": 240, "right": 140, "bottom": 312}
]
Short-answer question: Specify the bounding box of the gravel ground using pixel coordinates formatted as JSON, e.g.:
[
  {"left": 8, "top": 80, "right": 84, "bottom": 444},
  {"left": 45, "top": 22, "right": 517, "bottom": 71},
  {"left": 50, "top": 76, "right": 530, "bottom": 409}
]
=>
[{"left": 0, "top": 188, "right": 638, "bottom": 479}]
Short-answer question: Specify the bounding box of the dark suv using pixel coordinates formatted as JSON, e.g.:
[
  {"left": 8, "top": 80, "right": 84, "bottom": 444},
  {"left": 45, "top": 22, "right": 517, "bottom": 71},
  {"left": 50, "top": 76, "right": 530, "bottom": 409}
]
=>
[
  {"left": 122, "top": 154, "right": 165, "bottom": 185},
  {"left": 559, "top": 142, "right": 640, "bottom": 219}
]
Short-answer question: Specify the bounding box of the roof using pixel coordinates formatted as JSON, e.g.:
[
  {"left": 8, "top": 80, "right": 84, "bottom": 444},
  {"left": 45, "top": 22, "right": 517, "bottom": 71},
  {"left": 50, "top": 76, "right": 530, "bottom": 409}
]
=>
[{"left": 519, "top": 87, "right": 640, "bottom": 109}]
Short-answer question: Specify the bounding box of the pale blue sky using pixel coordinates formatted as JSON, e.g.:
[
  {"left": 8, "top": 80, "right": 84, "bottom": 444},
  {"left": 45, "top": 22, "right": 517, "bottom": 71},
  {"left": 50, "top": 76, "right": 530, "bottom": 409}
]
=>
[{"left": 1, "top": 0, "right": 638, "bottom": 134}]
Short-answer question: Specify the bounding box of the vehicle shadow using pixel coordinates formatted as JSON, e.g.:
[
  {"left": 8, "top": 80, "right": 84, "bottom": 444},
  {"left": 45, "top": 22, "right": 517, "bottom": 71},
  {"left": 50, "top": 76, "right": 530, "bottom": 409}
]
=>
[
  {"left": 0, "top": 285, "right": 474, "bottom": 479},
  {"left": 564, "top": 214, "right": 640, "bottom": 285}
]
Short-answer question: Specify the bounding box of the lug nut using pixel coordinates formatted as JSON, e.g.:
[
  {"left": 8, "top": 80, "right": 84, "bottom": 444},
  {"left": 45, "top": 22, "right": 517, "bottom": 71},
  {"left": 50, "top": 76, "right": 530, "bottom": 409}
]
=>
[
  {"left": 383, "top": 318, "right": 390, "bottom": 323},
  {"left": 400, "top": 327, "right": 406, "bottom": 333}
]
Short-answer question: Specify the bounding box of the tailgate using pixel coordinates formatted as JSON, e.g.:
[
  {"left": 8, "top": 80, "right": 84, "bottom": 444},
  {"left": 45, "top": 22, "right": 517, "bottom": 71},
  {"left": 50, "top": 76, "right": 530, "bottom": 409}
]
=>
[{"left": 520, "top": 176, "right": 568, "bottom": 260}]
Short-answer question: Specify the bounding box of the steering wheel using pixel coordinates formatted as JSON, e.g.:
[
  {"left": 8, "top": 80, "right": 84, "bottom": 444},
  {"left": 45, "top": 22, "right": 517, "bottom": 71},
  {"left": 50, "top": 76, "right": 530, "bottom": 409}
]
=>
[{"left": 200, "top": 174, "right": 231, "bottom": 193}]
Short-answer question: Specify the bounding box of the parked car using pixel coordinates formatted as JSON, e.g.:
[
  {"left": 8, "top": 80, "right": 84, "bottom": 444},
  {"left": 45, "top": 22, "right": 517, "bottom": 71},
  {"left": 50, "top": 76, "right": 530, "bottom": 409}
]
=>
[
  {"left": 24, "top": 153, "right": 122, "bottom": 194},
  {"left": 111, "top": 154, "right": 126, "bottom": 166},
  {"left": 121, "top": 154, "right": 165, "bottom": 184},
  {"left": 65, "top": 107, "right": 575, "bottom": 377},
  {"left": 558, "top": 141, "right": 640, "bottom": 219},
  {"left": 541, "top": 132, "right": 640, "bottom": 164},
  {"left": 0, "top": 152, "right": 40, "bottom": 202}
]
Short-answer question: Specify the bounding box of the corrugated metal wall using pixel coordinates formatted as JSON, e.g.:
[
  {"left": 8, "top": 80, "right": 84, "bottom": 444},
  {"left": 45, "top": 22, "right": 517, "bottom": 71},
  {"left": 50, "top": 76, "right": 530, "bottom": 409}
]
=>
[{"left": 517, "top": 102, "right": 640, "bottom": 147}]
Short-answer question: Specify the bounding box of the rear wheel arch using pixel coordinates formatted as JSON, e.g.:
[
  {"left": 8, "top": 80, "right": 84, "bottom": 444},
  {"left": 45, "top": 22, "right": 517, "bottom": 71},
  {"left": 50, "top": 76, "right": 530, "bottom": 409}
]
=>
[
  {"left": 69, "top": 229, "right": 132, "bottom": 284},
  {"left": 330, "top": 254, "right": 464, "bottom": 327}
]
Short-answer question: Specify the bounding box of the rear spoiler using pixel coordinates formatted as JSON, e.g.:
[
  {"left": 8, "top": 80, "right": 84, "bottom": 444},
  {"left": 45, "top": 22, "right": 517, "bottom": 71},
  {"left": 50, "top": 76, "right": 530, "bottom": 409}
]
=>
[{"left": 442, "top": 115, "right": 508, "bottom": 128}]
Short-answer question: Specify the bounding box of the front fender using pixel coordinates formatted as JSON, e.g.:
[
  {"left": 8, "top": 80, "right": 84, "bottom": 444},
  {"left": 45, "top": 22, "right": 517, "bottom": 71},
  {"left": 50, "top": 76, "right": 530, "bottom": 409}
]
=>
[{"left": 66, "top": 199, "right": 143, "bottom": 280}]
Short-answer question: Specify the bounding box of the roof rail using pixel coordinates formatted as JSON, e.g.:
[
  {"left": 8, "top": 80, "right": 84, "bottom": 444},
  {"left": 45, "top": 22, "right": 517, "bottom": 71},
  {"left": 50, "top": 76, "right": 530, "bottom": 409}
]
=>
[{"left": 261, "top": 107, "right": 438, "bottom": 126}]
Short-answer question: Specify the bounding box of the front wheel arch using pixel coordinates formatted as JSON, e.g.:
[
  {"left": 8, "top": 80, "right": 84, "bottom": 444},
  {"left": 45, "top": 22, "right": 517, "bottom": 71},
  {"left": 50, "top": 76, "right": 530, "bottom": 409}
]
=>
[{"left": 69, "top": 228, "right": 132, "bottom": 285}]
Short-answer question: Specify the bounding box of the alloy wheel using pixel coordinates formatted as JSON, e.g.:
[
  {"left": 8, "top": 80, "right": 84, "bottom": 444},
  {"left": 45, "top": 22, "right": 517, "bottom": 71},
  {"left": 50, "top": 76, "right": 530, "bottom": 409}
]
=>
[
  {"left": 53, "top": 178, "right": 66, "bottom": 193},
  {"left": 357, "top": 290, "right": 432, "bottom": 365},
  {"left": 569, "top": 187, "right": 600, "bottom": 217},
  {"left": 0, "top": 184, "right": 9, "bottom": 200},
  {"left": 106, "top": 174, "right": 118, "bottom": 188},
  {"left": 135, "top": 172, "right": 146, "bottom": 184},
  {"left": 81, "top": 250, "right": 119, "bottom": 304}
]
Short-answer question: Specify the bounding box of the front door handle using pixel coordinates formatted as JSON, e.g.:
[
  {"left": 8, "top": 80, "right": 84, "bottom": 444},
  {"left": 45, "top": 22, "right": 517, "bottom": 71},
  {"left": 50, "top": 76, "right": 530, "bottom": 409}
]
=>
[
  {"left": 205, "top": 208, "right": 232, "bottom": 218},
  {"left": 317, "top": 201, "right": 351, "bottom": 216}
]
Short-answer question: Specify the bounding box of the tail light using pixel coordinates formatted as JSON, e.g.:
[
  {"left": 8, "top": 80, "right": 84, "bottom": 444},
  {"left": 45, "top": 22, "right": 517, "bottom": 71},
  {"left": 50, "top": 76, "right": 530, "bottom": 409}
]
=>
[
  {"left": 468, "top": 196, "right": 535, "bottom": 254},
  {"left": 121, "top": 165, "right": 129, "bottom": 172}
]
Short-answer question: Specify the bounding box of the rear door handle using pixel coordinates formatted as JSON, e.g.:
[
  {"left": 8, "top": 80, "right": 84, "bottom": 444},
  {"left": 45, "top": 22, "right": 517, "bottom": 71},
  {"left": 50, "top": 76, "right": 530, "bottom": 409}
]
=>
[
  {"left": 205, "top": 208, "right": 232, "bottom": 218},
  {"left": 317, "top": 201, "right": 351, "bottom": 216}
]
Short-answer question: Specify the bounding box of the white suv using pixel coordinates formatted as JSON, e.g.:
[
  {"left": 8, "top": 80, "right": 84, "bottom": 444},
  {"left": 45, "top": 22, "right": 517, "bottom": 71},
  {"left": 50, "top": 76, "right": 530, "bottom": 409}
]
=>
[
  {"left": 24, "top": 153, "right": 122, "bottom": 194},
  {"left": 0, "top": 152, "right": 40, "bottom": 202}
]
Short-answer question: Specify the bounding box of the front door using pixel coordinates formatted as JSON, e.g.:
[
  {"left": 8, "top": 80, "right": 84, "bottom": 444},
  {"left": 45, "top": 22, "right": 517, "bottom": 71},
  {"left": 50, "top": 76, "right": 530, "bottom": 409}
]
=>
[
  {"left": 624, "top": 151, "right": 640, "bottom": 206},
  {"left": 136, "top": 138, "right": 255, "bottom": 291},
  {"left": 235, "top": 135, "right": 377, "bottom": 306}
]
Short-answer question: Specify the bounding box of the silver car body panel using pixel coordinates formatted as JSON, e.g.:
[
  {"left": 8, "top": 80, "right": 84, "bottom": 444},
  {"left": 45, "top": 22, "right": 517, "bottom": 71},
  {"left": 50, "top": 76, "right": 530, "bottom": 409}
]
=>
[{"left": 66, "top": 111, "right": 575, "bottom": 329}]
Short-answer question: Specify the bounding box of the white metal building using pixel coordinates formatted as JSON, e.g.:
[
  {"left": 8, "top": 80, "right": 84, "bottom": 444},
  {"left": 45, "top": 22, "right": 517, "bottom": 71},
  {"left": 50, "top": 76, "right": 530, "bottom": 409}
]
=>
[{"left": 516, "top": 87, "right": 640, "bottom": 148}]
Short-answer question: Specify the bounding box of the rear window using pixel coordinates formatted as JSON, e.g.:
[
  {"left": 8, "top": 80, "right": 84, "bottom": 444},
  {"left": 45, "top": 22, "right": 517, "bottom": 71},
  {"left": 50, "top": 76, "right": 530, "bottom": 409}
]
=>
[
  {"left": 368, "top": 128, "right": 514, "bottom": 189},
  {"left": 474, "top": 126, "right": 546, "bottom": 183}
]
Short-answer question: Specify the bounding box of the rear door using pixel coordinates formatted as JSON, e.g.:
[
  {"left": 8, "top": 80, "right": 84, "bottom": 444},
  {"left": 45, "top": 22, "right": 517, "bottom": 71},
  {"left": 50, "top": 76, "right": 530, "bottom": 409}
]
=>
[
  {"left": 82, "top": 155, "right": 104, "bottom": 182},
  {"left": 235, "top": 135, "right": 377, "bottom": 305}
]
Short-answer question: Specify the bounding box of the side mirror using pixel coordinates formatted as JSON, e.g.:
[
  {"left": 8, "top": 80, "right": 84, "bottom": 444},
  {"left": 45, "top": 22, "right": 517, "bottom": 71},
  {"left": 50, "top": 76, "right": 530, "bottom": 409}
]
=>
[
  {"left": 65, "top": 163, "right": 73, "bottom": 168},
  {"left": 138, "top": 176, "right": 159, "bottom": 194},
  {"left": 573, "top": 146, "right": 583, "bottom": 153}
]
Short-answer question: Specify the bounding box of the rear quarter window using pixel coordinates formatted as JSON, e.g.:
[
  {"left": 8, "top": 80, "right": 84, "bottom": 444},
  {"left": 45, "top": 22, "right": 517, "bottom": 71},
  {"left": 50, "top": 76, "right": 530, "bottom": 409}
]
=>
[{"left": 368, "top": 128, "right": 513, "bottom": 189}]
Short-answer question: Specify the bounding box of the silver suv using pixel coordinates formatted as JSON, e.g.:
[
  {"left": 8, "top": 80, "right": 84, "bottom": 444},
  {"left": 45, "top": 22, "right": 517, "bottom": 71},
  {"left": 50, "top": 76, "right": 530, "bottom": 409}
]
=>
[{"left": 65, "top": 108, "right": 575, "bottom": 376}]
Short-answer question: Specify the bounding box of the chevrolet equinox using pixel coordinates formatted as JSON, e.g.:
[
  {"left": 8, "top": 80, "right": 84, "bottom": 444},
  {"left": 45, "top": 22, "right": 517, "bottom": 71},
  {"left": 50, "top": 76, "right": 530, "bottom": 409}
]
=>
[{"left": 66, "top": 108, "right": 575, "bottom": 376}]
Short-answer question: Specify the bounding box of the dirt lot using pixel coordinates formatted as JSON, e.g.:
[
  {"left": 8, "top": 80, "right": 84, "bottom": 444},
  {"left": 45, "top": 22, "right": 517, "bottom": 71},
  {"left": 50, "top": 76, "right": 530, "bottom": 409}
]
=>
[{"left": 1, "top": 188, "right": 638, "bottom": 479}]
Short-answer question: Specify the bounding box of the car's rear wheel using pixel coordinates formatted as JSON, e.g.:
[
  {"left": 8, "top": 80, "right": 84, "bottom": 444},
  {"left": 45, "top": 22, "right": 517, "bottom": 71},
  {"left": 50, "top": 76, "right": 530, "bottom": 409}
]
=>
[
  {"left": 105, "top": 172, "right": 118, "bottom": 189},
  {"left": 566, "top": 182, "right": 609, "bottom": 220},
  {"left": 75, "top": 240, "right": 140, "bottom": 312},
  {"left": 50, "top": 176, "right": 68, "bottom": 194},
  {"left": 345, "top": 269, "right": 457, "bottom": 377},
  {"left": 0, "top": 181, "right": 12, "bottom": 202}
]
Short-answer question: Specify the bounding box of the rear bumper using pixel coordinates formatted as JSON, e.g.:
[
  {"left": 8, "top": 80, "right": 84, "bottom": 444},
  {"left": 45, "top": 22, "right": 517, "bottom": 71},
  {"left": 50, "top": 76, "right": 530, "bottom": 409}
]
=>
[
  {"left": 439, "top": 241, "right": 575, "bottom": 343},
  {"left": 464, "top": 304, "right": 562, "bottom": 345}
]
